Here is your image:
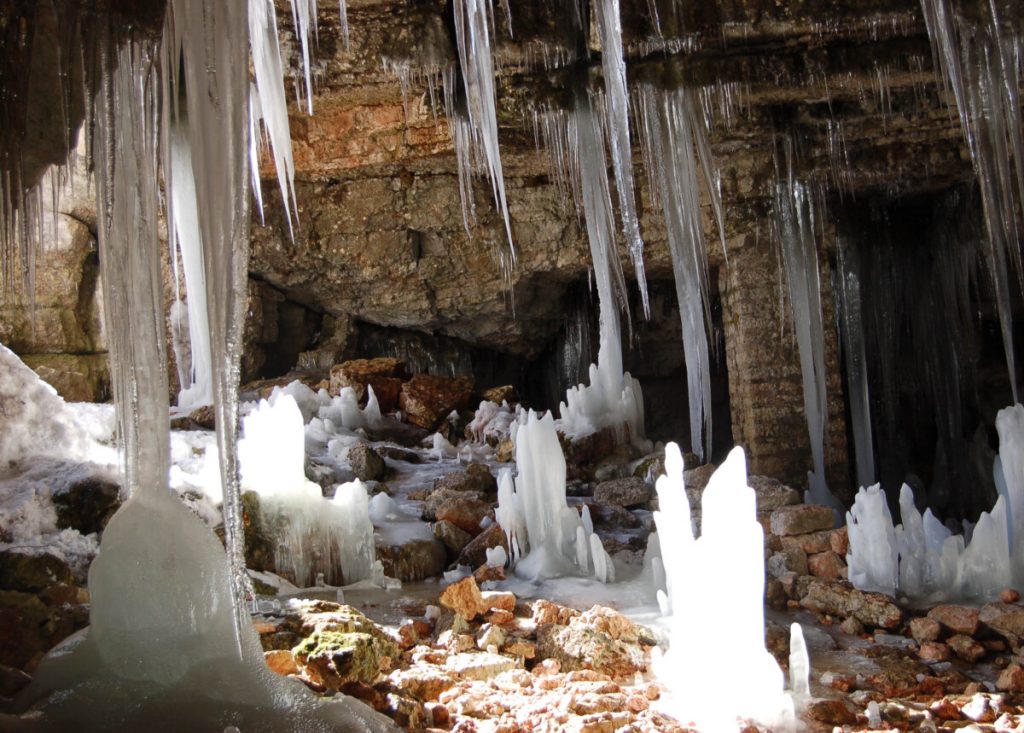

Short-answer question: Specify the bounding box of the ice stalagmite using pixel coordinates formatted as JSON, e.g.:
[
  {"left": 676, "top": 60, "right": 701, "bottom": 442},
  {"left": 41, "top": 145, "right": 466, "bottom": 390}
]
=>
[
  {"left": 636, "top": 84, "right": 721, "bottom": 461},
  {"left": 593, "top": 0, "right": 649, "bottom": 315},
  {"left": 451, "top": 0, "right": 515, "bottom": 256},
  {"left": 774, "top": 148, "right": 840, "bottom": 517},
  {"left": 495, "top": 410, "right": 613, "bottom": 583},
  {"left": 651, "top": 444, "right": 799, "bottom": 730}
]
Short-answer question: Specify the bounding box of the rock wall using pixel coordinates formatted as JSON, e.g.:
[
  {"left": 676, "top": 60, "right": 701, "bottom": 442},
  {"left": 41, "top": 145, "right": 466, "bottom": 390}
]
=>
[{"left": 1, "top": 0, "right": 1006, "bottom": 493}]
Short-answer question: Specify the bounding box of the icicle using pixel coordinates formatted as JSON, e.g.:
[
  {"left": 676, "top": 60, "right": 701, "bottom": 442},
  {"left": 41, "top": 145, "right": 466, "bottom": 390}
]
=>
[
  {"left": 594, "top": 0, "right": 649, "bottom": 316},
  {"left": 773, "top": 145, "right": 840, "bottom": 517},
  {"left": 289, "top": 0, "right": 318, "bottom": 115},
  {"left": 338, "top": 1, "right": 350, "bottom": 49},
  {"left": 636, "top": 84, "right": 719, "bottom": 461},
  {"left": 451, "top": 0, "right": 515, "bottom": 257},
  {"left": 834, "top": 236, "right": 874, "bottom": 488},
  {"left": 249, "top": 0, "right": 300, "bottom": 237}
]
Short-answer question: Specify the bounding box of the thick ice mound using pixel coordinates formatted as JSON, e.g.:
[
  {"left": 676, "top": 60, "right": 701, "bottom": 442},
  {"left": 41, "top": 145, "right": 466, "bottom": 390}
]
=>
[{"left": 8, "top": 488, "right": 396, "bottom": 732}]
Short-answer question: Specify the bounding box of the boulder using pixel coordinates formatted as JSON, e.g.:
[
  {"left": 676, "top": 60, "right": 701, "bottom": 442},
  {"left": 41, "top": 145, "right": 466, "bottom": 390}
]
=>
[
  {"left": 996, "top": 664, "right": 1024, "bottom": 693},
  {"left": 0, "top": 551, "right": 74, "bottom": 593},
  {"left": 979, "top": 602, "right": 1024, "bottom": 643},
  {"left": 535, "top": 620, "right": 646, "bottom": 678},
  {"left": 329, "top": 357, "right": 408, "bottom": 412},
  {"left": 592, "top": 477, "right": 649, "bottom": 508},
  {"left": 293, "top": 630, "right": 394, "bottom": 688},
  {"left": 348, "top": 443, "right": 386, "bottom": 481},
  {"left": 767, "top": 549, "right": 808, "bottom": 578},
  {"left": 807, "top": 550, "right": 846, "bottom": 580},
  {"left": 909, "top": 617, "right": 942, "bottom": 644},
  {"left": 51, "top": 476, "right": 122, "bottom": 535},
  {"left": 946, "top": 634, "right": 985, "bottom": 662},
  {"left": 376, "top": 538, "right": 447, "bottom": 582},
  {"left": 398, "top": 375, "right": 474, "bottom": 430},
  {"left": 445, "top": 652, "right": 517, "bottom": 681},
  {"left": 432, "top": 495, "right": 492, "bottom": 537},
  {"left": 770, "top": 504, "right": 835, "bottom": 536},
  {"left": 432, "top": 463, "right": 497, "bottom": 494}
]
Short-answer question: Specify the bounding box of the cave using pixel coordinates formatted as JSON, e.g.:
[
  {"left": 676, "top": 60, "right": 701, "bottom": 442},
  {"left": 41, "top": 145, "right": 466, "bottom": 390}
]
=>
[{"left": 0, "top": 0, "right": 1023, "bottom": 730}]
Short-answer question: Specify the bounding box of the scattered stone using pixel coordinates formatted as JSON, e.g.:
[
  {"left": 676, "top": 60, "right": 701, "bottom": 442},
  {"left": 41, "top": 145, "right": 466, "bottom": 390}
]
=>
[
  {"left": 592, "top": 477, "right": 648, "bottom": 508},
  {"left": 433, "top": 520, "right": 473, "bottom": 555},
  {"left": 996, "top": 664, "right": 1024, "bottom": 693},
  {"left": 918, "top": 641, "right": 951, "bottom": 664},
  {"left": 767, "top": 549, "right": 808, "bottom": 578},
  {"left": 769, "top": 504, "right": 835, "bottom": 536},
  {"left": 806, "top": 698, "right": 859, "bottom": 725},
  {"left": 445, "top": 652, "right": 517, "bottom": 681},
  {"left": 348, "top": 443, "right": 386, "bottom": 481},
  {"left": 376, "top": 446, "right": 421, "bottom": 464},
  {"left": 476, "top": 623, "right": 506, "bottom": 650},
  {"left": 682, "top": 463, "right": 716, "bottom": 493},
  {"left": 439, "top": 576, "right": 489, "bottom": 620},
  {"left": 293, "top": 625, "right": 397, "bottom": 690},
  {"left": 947, "top": 634, "right": 986, "bottom": 663},
  {"left": 52, "top": 475, "right": 122, "bottom": 535},
  {"left": 799, "top": 579, "right": 903, "bottom": 629},
  {"left": 399, "top": 374, "right": 475, "bottom": 430},
  {"left": 376, "top": 538, "right": 447, "bottom": 582},
  {"left": 0, "top": 551, "right": 74, "bottom": 593},
  {"left": 928, "top": 604, "right": 980, "bottom": 636},
  {"left": 1000, "top": 588, "right": 1021, "bottom": 604},
  {"left": 390, "top": 667, "right": 458, "bottom": 702},
  {"left": 748, "top": 475, "right": 802, "bottom": 512},
  {"left": 534, "top": 609, "right": 647, "bottom": 678},
  {"left": 961, "top": 693, "right": 996, "bottom": 723},
  {"left": 434, "top": 463, "right": 497, "bottom": 495},
  {"left": 807, "top": 550, "right": 846, "bottom": 580},
  {"left": 909, "top": 617, "right": 943, "bottom": 644},
  {"left": 481, "top": 591, "right": 516, "bottom": 614},
  {"left": 532, "top": 599, "right": 578, "bottom": 626}
]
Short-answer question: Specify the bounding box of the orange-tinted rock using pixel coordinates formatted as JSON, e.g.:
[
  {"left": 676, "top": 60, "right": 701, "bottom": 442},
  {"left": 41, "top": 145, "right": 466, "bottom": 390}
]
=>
[
  {"left": 918, "top": 641, "right": 951, "bottom": 663},
  {"left": 264, "top": 649, "right": 300, "bottom": 676},
  {"left": 909, "top": 617, "right": 942, "bottom": 644},
  {"left": 455, "top": 523, "right": 508, "bottom": 568},
  {"left": 399, "top": 374, "right": 474, "bottom": 430},
  {"left": 329, "top": 358, "right": 408, "bottom": 412},
  {"left": 830, "top": 526, "right": 849, "bottom": 556},
  {"left": 996, "top": 664, "right": 1024, "bottom": 692},
  {"left": 433, "top": 495, "right": 492, "bottom": 537},
  {"left": 806, "top": 699, "right": 858, "bottom": 725},
  {"left": 947, "top": 634, "right": 985, "bottom": 662},
  {"left": 1000, "top": 588, "right": 1021, "bottom": 604},
  {"left": 769, "top": 504, "right": 835, "bottom": 536},
  {"left": 439, "top": 576, "right": 489, "bottom": 620}
]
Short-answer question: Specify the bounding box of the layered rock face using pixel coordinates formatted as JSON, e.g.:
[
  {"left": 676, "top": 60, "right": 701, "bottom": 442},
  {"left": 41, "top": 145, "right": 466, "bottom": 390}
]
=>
[{"left": 0, "top": 0, "right": 1005, "bottom": 494}]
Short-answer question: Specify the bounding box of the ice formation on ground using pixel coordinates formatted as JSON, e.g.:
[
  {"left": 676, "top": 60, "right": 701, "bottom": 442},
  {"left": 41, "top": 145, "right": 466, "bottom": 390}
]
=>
[
  {"left": 496, "top": 410, "right": 614, "bottom": 583},
  {"left": 847, "top": 404, "right": 1024, "bottom": 602},
  {"left": 239, "top": 391, "right": 384, "bottom": 587},
  {"left": 650, "top": 442, "right": 802, "bottom": 730}
]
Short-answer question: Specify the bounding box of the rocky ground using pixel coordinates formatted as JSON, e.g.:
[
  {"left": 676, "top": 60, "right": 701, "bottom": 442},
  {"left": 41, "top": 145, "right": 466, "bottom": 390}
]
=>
[{"left": 2, "top": 357, "right": 1024, "bottom": 731}]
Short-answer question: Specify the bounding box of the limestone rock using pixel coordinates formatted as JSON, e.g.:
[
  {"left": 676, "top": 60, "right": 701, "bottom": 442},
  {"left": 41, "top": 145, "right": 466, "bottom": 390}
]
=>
[
  {"left": 432, "top": 463, "right": 497, "bottom": 494},
  {"left": 946, "top": 634, "right": 985, "bottom": 662},
  {"left": 293, "top": 630, "right": 393, "bottom": 688},
  {"left": 996, "top": 664, "right": 1024, "bottom": 693},
  {"left": 780, "top": 529, "right": 833, "bottom": 554},
  {"left": 799, "top": 579, "right": 903, "bottom": 629},
  {"left": 376, "top": 538, "right": 446, "bottom": 582},
  {"left": 0, "top": 551, "right": 73, "bottom": 593},
  {"left": 807, "top": 550, "right": 846, "bottom": 580},
  {"left": 909, "top": 617, "right": 942, "bottom": 644},
  {"left": 535, "top": 621, "right": 646, "bottom": 678},
  {"left": 481, "top": 385, "right": 516, "bottom": 404},
  {"left": 767, "top": 549, "right": 808, "bottom": 578},
  {"left": 682, "top": 463, "right": 716, "bottom": 492},
  {"left": 445, "top": 652, "right": 517, "bottom": 681},
  {"left": 264, "top": 649, "right": 299, "bottom": 676},
  {"left": 349, "top": 443, "right": 386, "bottom": 481},
  {"left": 917, "top": 641, "right": 951, "bottom": 663},
  {"left": 927, "top": 604, "right": 980, "bottom": 636},
  {"left": 432, "top": 494, "right": 492, "bottom": 537},
  {"left": 390, "top": 667, "right": 457, "bottom": 701},
  {"left": 770, "top": 504, "right": 835, "bottom": 536},
  {"left": 399, "top": 374, "right": 474, "bottom": 430},
  {"left": 592, "top": 477, "right": 649, "bottom": 508}
]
